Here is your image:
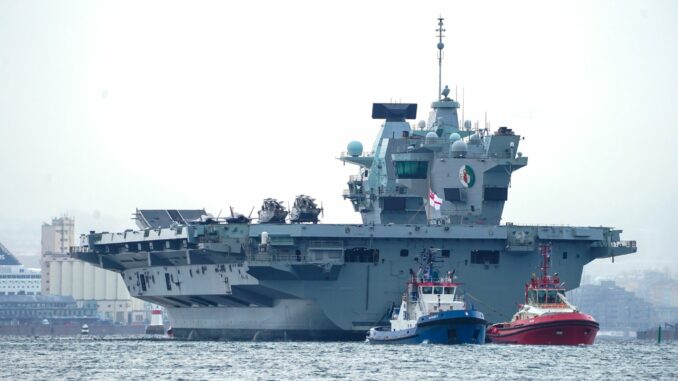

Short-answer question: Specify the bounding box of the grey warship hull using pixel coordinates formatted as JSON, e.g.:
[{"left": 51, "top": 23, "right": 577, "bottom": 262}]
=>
[
  {"left": 71, "top": 18, "right": 636, "bottom": 340},
  {"left": 72, "top": 223, "right": 635, "bottom": 340}
]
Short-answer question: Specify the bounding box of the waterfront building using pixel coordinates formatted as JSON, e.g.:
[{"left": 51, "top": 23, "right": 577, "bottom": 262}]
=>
[
  {"left": 567, "top": 280, "right": 656, "bottom": 331},
  {"left": 612, "top": 271, "right": 678, "bottom": 325},
  {"left": 0, "top": 294, "right": 97, "bottom": 324},
  {"left": 623, "top": 271, "right": 678, "bottom": 309},
  {"left": 0, "top": 242, "right": 41, "bottom": 296},
  {"left": 41, "top": 216, "right": 76, "bottom": 255},
  {"left": 654, "top": 306, "right": 678, "bottom": 325}
]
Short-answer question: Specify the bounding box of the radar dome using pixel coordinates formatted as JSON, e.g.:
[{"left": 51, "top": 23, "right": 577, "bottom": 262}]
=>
[
  {"left": 449, "top": 132, "right": 461, "bottom": 142},
  {"left": 347, "top": 141, "right": 363, "bottom": 157},
  {"left": 450, "top": 140, "right": 468, "bottom": 158},
  {"left": 425, "top": 131, "right": 438, "bottom": 144}
]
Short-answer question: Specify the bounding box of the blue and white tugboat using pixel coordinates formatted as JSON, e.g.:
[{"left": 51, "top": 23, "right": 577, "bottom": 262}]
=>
[{"left": 367, "top": 249, "right": 486, "bottom": 344}]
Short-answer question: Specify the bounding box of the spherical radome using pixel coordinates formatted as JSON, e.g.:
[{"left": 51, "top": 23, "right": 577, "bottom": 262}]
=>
[
  {"left": 451, "top": 140, "right": 468, "bottom": 157},
  {"left": 347, "top": 141, "right": 363, "bottom": 157}
]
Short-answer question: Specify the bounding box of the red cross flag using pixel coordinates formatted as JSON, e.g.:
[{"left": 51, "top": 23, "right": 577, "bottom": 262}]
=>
[{"left": 428, "top": 189, "right": 442, "bottom": 210}]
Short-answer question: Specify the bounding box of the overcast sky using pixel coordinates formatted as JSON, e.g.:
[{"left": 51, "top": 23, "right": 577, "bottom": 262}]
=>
[{"left": 0, "top": 0, "right": 676, "bottom": 277}]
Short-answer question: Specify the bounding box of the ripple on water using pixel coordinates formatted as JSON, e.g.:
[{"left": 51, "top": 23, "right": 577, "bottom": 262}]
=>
[{"left": 0, "top": 337, "right": 676, "bottom": 380}]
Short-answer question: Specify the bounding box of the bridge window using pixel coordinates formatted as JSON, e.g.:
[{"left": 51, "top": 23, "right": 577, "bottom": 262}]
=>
[
  {"left": 421, "top": 286, "right": 432, "bottom": 294},
  {"left": 484, "top": 187, "right": 508, "bottom": 201},
  {"left": 547, "top": 290, "right": 560, "bottom": 304},
  {"left": 562, "top": 251, "right": 568, "bottom": 259},
  {"left": 470, "top": 250, "right": 500, "bottom": 265},
  {"left": 444, "top": 287, "right": 455, "bottom": 295},
  {"left": 528, "top": 290, "right": 537, "bottom": 304},
  {"left": 394, "top": 161, "right": 428, "bottom": 179},
  {"left": 444, "top": 188, "right": 464, "bottom": 202},
  {"left": 442, "top": 249, "right": 450, "bottom": 258},
  {"left": 382, "top": 197, "right": 406, "bottom": 211},
  {"left": 400, "top": 249, "right": 409, "bottom": 257},
  {"left": 434, "top": 286, "right": 443, "bottom": 294}
]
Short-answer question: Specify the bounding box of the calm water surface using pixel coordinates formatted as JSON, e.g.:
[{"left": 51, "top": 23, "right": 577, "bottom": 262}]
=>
[{"left": 0, "top": 336, "right": 675, "bottom": 380}]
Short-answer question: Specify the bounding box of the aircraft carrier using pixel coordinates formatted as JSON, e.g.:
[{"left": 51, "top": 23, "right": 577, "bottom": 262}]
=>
[{"left": 71, "top": 18, "right": 637, "bottom": 340}]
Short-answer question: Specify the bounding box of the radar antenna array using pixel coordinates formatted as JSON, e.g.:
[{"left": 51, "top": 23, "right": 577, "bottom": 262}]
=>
[{"left": 436, "top": 16, "right": 446, "bottom": 100}]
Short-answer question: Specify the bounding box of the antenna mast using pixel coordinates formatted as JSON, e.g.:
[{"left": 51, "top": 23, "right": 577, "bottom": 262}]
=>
[
  {"left": 436, "top": 17, "right": 445, "bottom": 100},
  {"left": 539, "top": 243, "right": 552, "bottom": 279}
]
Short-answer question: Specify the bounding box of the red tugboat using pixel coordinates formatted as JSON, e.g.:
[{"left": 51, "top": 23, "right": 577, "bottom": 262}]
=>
[{"left": 487, "top": 243, "right": 599, "bottom": 345}]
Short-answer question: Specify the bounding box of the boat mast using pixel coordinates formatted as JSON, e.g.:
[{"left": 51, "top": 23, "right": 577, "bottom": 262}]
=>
[
  {"left": 539, "top": 243, "right": 551, "bottom": 280},
  {"left": 436, "top": 17, "right": 445, "bottom": 100},
  {"left": 422, "top": 248, "right": 434, "bottom": 281}
]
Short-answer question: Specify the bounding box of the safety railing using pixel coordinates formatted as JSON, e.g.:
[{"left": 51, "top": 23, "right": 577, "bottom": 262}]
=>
[{"left": 610, "top": 240, "right": 637, "bottom": 248}]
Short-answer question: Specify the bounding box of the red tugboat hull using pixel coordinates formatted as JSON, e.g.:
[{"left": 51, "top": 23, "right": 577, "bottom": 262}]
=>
[{"left": 487, "top": 312, "right": 599, "bottom": 345}]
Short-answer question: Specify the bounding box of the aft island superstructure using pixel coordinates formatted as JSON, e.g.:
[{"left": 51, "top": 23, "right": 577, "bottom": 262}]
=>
[{"left": 71, "top": 18, "right": 636, "bottom": 340}]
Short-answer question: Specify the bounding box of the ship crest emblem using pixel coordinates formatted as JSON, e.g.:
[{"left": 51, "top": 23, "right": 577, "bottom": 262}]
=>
[{"left": 459, "top": 165, "right": 475, "bottom": 188}]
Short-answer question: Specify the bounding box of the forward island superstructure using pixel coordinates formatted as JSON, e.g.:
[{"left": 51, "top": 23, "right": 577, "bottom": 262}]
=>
[{"left": 71, "top": 18, "right": 636, "bottom": 340}]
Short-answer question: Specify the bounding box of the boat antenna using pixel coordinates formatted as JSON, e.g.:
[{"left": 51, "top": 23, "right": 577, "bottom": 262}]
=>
[
  {"left": 539, "top": 243, "right": 552, "bottom": 279},
  {"left": 436, "top": 16, "right": 445, "bottom": 100}
]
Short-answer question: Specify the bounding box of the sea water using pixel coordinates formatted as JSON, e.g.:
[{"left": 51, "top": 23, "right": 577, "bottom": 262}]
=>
[{"left": 0, "top": 336, "right": 675, "bottom": 380}]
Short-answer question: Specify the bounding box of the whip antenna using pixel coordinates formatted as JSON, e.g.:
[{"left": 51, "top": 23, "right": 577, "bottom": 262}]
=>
[{"left": 436, "top": 17, "right": 445, "bottom": 100}]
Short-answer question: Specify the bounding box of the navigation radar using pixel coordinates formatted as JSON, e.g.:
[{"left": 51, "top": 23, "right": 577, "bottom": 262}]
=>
[{"left": 442, "top": 85, "right": 450, "bottom": 99}]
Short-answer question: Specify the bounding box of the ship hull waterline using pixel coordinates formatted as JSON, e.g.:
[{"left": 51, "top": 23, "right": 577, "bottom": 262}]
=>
[
  {"left": 166, "top": 300, "right": 367, "bottom": 341},
  {"left": 367, "top": 310, "right": 487, "bottom": 345},
  {"left": 487, "top": 313, "right": 599, "bottom": 345}
]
